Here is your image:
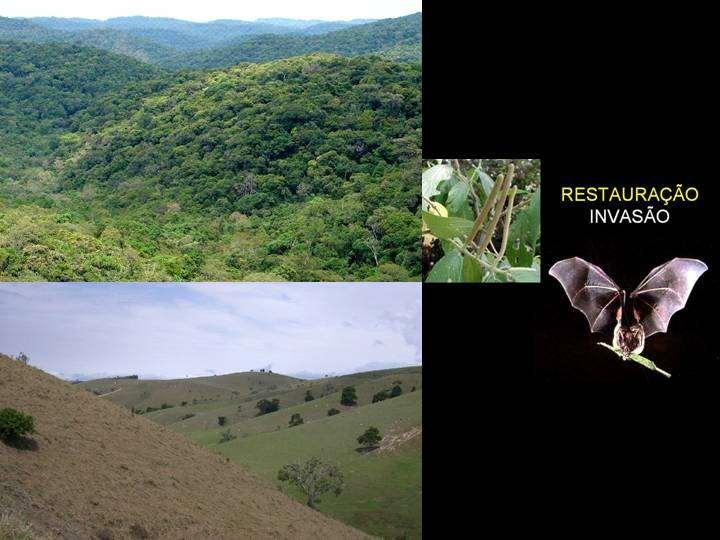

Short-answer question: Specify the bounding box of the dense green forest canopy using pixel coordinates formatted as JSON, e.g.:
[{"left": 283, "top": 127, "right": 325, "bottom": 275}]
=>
[
  {"left": 0, "top": 44, "right": 421, "bottom": 282},
  {"left": 0, "top": 14, "right": 420, "bottom": 68},
  {"left": 0, "top": 41, "right": 161, "bottom": 171}
]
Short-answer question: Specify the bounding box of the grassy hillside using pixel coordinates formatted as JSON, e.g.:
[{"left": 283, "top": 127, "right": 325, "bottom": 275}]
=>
[
  {"left": 81, "top": 366, "right": 422, "bottom": 538},
  {"left": 191, "top": 390, "right": 422, "bottom": 539},
  {"left": 166, "top": 13, "right": 422, "bottom": 69},
  {"left": 81, "top": 366, "right": 421, "bottom": 426},
  {"left": 0, "top": 354, "right": 367, "bottom": 538},
  {"left": 155, "top": 367, "right": 422, "bottom": 430},
  {"left": 80, "top": 371, "right": 301, "bottom": 410}
]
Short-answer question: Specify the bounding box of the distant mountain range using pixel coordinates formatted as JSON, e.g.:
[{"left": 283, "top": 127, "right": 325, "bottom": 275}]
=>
[
  {"left": 0, "top": 13, "right": 420, "bottom": 67},
  {"left": 165, "top": 13, "right": 422, "bottom": 69}
]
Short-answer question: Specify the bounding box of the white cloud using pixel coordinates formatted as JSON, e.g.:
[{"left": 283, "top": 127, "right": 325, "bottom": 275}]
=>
[{"left": 0, "top": 283, "right": 421, "bottom": 379}]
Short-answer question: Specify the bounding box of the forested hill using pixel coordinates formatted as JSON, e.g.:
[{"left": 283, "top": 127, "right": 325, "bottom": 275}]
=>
[
  {"left": 0, "top": 41, "right": 161, "bottom": 170},
  {"left": 0, "top": 16, "right": 64, "bottom": 41},
  {"left": 0, "top": 53, "right": 420, "bottom": 281},
  {"left": 64, "top": 54, "right": 420, "bottom": 212},
  {"left": 163, "top": 13, "right": 422, "bottom": 69},
  {"left": 0, "top": 16, "right": 179, "bottom": 65}
]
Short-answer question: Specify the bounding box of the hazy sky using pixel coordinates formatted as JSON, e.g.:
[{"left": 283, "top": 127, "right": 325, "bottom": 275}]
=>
[
  {"left": 1, "top": 0, "right": 421, "bottom": 22},
  {"left": 0, "top": 283, "right": 421, "bottom": 380}
]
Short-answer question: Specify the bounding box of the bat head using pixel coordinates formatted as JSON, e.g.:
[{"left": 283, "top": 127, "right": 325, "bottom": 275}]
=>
[{"left": 612, "top": 321, "right": 645, "bottom": 358}]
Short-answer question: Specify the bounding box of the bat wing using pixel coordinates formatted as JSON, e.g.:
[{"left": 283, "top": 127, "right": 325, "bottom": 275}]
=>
[
  {"left": 549, "top": 257, "right": 623, "bottom": 333},
  {"left": 630, "top": 258, "right": 708, "bottom": 337}
]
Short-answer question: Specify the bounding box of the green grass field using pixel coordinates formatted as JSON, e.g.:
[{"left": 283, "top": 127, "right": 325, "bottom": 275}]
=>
[
  {"left": 190, "top": 390, "right": 422, "bottom": 539},
  {"left": 86, "top": 367, "right": 422, "bottom": 538}
]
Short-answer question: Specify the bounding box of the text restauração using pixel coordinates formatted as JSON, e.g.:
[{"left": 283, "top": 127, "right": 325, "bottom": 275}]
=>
[{"left": 560, "top": 185, "right": 699, "bottom": 224}]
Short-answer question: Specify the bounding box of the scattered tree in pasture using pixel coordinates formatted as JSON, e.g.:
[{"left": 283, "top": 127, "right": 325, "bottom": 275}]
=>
[
  {"left": 277, "top": 457, "right": 344, "bottom": 509},
  {"left": 357, "top": 426, "right": 382, "bottom": 450},
  {"left": 256, "top": 398, "right": 280, "bottom": 415},
  {"left": 220, "top": 429, "right": 236, "bottom": 443},
  {"left": 340, "top": 386, "right": 357, "bottom": 406}
]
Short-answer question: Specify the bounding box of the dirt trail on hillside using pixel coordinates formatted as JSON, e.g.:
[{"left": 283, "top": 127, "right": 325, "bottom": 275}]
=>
[
  {"left": 378, "top": 426, "right": 422, "bottom": 453},
  {"left": 97, "top": 387, "right": 122, "bottom": 397},
  {"left": 0, "top": 355, "right": 369, "bottom": 539}
]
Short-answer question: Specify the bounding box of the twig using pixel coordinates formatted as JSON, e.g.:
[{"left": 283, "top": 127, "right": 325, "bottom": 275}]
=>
[
  {"left": 422, "top": 196, "right": 444, "bottom": 215},
  {"left": 449, "top": 238, "right": 512, "bottom": 278},
  {"left": 475, "top": 163, "right": 514, "bottom": 256},
  {"left": 488, "top": 239, "right": 500, "bottom": 256},
  {"left": 467, "top": 171, "right": 504, "bottom": 247},
  {"left": 495, "top": 185, "right": 517, "bottom": 263}
]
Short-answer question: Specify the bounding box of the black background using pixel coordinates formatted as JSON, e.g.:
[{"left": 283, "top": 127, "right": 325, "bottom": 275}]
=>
[{"left": 422, "top": 5, "right": 717, "bottom": 534}]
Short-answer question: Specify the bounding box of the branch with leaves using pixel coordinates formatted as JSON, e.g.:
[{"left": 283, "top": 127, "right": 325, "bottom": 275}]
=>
[
  {"left": 597, "top": 342, "right": 671, "bottom": 378},
  {"left": 422, "top": 159, "right": 541, "bottom": 282}
]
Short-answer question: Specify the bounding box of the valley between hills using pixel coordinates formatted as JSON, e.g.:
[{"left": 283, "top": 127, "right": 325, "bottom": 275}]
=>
[{"left": 0, "top": 13, "right": 421, "bottom": 281}]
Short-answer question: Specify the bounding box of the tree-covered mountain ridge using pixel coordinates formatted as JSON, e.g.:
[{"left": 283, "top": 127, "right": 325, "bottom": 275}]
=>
[
  {"left": 0, "top": 13, "right": 421, "bottom": 67},
  {"left": 163, "top": 13, "right": 422, "bottom": 68},
  {"left": 1, "top": 52, "right": 421, "bottom": 282}
]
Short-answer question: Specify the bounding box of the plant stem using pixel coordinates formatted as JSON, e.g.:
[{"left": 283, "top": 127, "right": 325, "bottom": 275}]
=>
[
  {"left": 495, "top": 185, "right": 517, "bottom": 263},
  {"left": 654, "top": 366, "right": 672, "bottom": 378},
  {"left": 450, "top": 238, "right": 512, "bottom": 279},
  {"left": 475, "top": 163, "right": 514, "bottom": 256},
  {"left": 467, "top": 169, "right": 504, "bottom": 247}
]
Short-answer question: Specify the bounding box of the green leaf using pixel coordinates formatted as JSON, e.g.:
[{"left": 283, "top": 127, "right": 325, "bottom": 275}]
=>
[
  {"left": 597, "top": 342, "right": 671, "bottom": 378},
  {"left": 446, "top": 181, "right": 474, "bottom": 220},
  {"left": 508, "top": 267, "right": 540, "bottom": 283},
  {"left": 422, "top": 164, "right": 453, "bottom": 210},
  {"left": 462, "top": 255, "right": 484, "bottom": 282},
  {"left": 485, "top": 271, "right": 509, "bottom": 282},
  {"left": 506, "top": 188, "right": 540, "bottom": 267},
  {"left": 426, "top": 249, "right": 463, "bottom": 282},
  {"left": 421, "top": 211, "right": 474, "bottom": 242},
  {"left": 477, "top": 170, "right": 494, "bottom": 197}
]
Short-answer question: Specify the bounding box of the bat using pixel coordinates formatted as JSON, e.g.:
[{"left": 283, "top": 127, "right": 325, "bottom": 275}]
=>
[{"left": 549, "top": 257, "right": 708, "bottom": 358}]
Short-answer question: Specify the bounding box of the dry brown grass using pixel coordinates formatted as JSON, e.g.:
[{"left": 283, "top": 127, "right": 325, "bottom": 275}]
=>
[
  {"left": 0, "top": 508, "right": 47, "bottom": 540},
  {"left": 0, "top": 355, "right": 369, "bottom": 539}
]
